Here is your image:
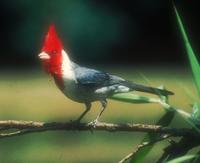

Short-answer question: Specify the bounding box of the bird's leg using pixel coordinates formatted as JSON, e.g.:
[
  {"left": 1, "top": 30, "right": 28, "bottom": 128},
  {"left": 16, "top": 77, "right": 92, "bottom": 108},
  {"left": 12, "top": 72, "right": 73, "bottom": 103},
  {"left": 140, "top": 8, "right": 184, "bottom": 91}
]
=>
[
  {"left": 89, "top": 100, "right": 107, "bottom": 127},
  {"left": 74, "top": 103, "right": 91, "bottom": 123},
  {"left": 95, "top": 100, "right": 107, "bottom": 122}
]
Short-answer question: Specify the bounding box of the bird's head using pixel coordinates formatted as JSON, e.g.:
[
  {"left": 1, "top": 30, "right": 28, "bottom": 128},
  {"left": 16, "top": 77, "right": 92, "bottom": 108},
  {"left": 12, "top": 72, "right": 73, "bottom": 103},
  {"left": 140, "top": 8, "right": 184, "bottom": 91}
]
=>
[{"left": 38, "top": 24, "right": 63, "bottom": 74}]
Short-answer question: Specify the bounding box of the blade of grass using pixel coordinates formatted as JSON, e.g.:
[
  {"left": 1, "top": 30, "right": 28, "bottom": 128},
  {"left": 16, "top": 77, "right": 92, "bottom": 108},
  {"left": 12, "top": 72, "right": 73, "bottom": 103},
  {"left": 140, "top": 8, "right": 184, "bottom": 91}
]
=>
[
  {"left": 129, "top": 91, "right": 175, "bottom": 163},
  {"left": 110, "top": 85, "right": 175, "bottom": 163},
  {"left": 174, "top": 5, "right": 200, "bottom": 96},
  {"left": 129, "top": 111, "right": 175, "bottom": 163},
  {"left": 174, "top": 5, "right": 200, "bottom": 131},
  {"left": 176, "top": 82, "right": 199, "bottom": 102},
  {"left": 139, "top": 71, "right": 200, "bottom": 133},
  {"left": 167, "top": 155, "right": 196, "bottom": 163},
  {"left": 110, "top": 93, "right": 160, "bottom": 104},
  {"left": 191, "top": 150, "right": 200, "bottom": 163}
]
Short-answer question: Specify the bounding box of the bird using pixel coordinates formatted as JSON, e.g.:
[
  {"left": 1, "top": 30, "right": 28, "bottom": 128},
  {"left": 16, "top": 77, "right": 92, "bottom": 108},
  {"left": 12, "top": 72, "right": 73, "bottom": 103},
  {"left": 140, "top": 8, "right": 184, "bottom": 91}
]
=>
[{"left": 38, "top": 24, "right": 174, "bottom": 126}]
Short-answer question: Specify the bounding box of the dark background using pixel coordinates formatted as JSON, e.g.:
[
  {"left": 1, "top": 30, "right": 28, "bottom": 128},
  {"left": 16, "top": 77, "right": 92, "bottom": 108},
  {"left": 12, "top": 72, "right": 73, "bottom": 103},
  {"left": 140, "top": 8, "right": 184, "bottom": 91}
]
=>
[{"left": 0, "top": 0, "right": 199, "bottom": 68}]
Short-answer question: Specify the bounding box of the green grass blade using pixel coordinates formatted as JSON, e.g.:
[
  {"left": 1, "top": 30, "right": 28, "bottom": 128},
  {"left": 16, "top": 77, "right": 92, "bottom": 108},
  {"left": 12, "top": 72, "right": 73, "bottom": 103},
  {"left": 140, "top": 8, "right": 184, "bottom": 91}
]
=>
[
  {"left": 174, "top": 5, "right": 200, "bottom": 96},
  {"left": 129, "top": 111, "right": 175, "bottom": 163},
  {"left": 110, "top": 88, "right": 175, "bottom": 163},
  {"left": 167, "top": 155, "right": 196, "bottom": 163},
  {"left": 110, "top": 93, "right": 159, "bottom": 104},
  {"left": 191, "top": 151, "right": 200, "bottom": 163},
  {"left": 191, "top": 103, "right": 200, "bottom": 124},
  {"left": 174, "top": 5, "right": 200, "bottom": 131}
]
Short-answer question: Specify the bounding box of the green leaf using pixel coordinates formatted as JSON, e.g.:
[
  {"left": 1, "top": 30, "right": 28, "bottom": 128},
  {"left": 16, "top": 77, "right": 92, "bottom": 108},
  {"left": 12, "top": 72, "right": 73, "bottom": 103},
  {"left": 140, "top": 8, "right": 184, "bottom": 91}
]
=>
[
  {"left": 174, "top": 5, "right": 200, "bottom": 96},
  {"left": 191, "top": 151, "right": 200, "bottom": 163},
  {"left": 129, "top": 111, "right": 175, "bottom": 163},
  {"left": 174, "top": 5, "right": 200, "bottom": 131},
  {"left": 109, "top": 88, "right": 175, "bottom": 163},
  {"left": 129, "top": 87, "right": 174, "bottom": 163},
  {"left": 110, "top": 93, "right": 158, "bottom": 104},
  {"left": 191, "top": 103, "right": 200, "bottom": 124},
  {"left": 167, "top": 155, "right": 196, "bottom": 163}
]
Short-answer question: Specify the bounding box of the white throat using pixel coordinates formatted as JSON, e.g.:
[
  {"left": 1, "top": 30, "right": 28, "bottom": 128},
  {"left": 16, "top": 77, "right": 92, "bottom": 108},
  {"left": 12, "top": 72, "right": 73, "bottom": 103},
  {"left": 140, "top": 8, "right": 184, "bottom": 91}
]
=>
[
  {"left": 61, "top": 50, "right": 76, "bottom": 81},
  {"left": 61, "top": 50, "right": 72, "bottom": 69}
]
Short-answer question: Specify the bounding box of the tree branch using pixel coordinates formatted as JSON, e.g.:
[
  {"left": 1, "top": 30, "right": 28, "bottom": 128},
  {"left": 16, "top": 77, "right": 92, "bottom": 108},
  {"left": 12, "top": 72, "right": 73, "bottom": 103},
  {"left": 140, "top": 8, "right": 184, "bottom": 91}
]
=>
[{"left": 0, "top": 120, "right": 199, "bottom": 139}]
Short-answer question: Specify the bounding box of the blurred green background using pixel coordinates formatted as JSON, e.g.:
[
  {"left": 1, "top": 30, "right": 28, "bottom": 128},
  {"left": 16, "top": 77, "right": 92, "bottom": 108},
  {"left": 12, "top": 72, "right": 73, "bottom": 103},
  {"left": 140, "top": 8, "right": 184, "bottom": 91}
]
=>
[
  {"left": 0, "top": 67, "right": 197, "bottom": 162},
  {"left": 0, "top": 0, "right": 200, "bottom": 162}
]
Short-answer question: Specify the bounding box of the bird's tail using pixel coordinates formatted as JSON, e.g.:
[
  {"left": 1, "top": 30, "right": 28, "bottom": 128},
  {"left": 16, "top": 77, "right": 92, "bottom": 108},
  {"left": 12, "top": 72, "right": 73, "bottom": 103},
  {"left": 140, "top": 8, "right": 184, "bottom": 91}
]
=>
[{"left": 122, "top": 81, "right": 174, "bottom": 96}]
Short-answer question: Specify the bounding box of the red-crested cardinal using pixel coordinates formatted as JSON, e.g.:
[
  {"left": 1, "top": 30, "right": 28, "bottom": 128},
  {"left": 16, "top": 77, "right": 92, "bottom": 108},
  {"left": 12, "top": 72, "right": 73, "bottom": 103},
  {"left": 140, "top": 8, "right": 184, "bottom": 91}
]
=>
[{"left": 38, "top": 25, "right": 173, "bottom": 125}]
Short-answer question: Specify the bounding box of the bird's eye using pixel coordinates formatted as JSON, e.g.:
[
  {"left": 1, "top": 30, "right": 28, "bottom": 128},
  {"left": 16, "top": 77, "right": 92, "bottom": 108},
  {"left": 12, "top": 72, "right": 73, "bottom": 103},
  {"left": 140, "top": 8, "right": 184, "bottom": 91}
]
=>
[{"left": 51, "top": 50, "right": 57, "bottom": 55}]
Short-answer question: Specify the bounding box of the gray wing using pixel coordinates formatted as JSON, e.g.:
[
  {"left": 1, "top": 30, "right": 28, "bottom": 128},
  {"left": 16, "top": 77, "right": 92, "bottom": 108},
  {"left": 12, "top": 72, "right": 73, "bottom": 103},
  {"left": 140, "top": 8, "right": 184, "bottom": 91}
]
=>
[
  {"left": 74, "top": 67, "right": 110, "bottom": 88},
  {"left": 73, "top": 63, "right": 137, "bottom": 96},
  {"left": 73, "top": 63, "right": 174, "bottom": 96},
  {"left": 74, "top": 65, "right": 125, "bottom": 89}
]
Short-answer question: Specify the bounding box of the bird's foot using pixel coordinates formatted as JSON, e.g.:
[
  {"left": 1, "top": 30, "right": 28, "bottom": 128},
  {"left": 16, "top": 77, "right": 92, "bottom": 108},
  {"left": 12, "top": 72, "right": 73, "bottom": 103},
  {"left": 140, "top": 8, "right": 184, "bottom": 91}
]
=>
[{"left": 88, "top": 119, "right": 99, "bottom": 128}]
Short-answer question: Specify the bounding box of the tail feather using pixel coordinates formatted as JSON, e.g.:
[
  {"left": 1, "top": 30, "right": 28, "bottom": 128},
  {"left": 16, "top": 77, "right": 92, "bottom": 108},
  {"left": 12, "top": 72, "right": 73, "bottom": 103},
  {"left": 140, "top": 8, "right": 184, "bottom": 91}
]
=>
[{"left": 122, "top": 81, "right": 174, "bottom": 96}]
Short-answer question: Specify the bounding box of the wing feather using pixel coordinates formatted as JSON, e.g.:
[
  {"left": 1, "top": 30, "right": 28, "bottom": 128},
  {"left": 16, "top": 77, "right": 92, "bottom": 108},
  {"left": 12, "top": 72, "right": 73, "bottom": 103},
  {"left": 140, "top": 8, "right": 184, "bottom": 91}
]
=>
[{"left": 74, "top": 67, "right": 110, "bottom": 88}]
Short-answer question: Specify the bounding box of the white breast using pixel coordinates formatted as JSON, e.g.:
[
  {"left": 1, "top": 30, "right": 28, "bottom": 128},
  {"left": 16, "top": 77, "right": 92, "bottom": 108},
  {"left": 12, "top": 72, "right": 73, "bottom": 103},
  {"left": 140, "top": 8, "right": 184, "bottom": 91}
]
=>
[{"left": 60, "top": 50, "right": 80, "bottom": 101}]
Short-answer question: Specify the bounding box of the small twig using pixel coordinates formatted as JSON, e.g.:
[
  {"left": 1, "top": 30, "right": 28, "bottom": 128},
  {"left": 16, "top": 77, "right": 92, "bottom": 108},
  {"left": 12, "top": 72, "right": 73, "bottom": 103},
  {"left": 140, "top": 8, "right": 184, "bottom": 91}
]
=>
[{"left": 118, "top": 134, "right": 171, "bottom": 163}]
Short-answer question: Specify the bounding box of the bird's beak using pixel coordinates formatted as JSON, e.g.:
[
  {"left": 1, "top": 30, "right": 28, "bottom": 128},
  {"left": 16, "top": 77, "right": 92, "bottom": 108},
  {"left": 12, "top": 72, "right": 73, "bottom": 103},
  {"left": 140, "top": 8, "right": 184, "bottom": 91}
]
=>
[{"left": 38, "top": 52, "right": 50, "bottom": 60}]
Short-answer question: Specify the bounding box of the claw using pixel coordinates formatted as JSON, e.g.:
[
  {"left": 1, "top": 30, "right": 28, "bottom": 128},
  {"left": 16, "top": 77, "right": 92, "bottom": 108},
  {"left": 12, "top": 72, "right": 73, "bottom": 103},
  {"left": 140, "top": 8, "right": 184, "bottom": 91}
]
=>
[{"left": 88, "top": 119, "right": 99, "bottom": 128}]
